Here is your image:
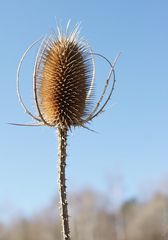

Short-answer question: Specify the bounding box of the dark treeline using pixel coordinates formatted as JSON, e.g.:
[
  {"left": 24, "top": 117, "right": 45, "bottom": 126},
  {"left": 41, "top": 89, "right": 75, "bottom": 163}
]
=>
[{"left": 0, "top": 190, "right": 168, "bottom": 240}]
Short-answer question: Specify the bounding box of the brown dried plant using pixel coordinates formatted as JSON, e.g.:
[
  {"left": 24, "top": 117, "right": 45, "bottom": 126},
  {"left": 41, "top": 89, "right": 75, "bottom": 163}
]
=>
[{"left": 11, "top": 23, "right": 120, "bottom": 240}]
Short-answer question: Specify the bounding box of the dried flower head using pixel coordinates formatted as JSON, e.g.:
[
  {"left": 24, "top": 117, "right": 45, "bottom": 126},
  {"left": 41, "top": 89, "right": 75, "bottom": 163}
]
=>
[
  {"left": 13, "top": 23, "right": 120, "bottom": 130},
  {"left": 36, "top": 31, "right": 93, "bottom": 128}
]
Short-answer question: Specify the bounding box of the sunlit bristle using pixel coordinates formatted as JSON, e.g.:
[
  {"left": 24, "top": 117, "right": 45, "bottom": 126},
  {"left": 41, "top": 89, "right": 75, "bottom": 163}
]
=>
[{"left": 35, "top": 28, "right": 93, "bottom": 128}]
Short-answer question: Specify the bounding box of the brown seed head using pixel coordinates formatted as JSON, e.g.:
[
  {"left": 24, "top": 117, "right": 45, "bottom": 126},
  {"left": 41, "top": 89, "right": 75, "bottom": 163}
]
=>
[
  {"left": 12, "top": 24, "right": 117, "bottom": 129},
  {"left": 35, "top": 31, "right": 93, "bottom": 129}
]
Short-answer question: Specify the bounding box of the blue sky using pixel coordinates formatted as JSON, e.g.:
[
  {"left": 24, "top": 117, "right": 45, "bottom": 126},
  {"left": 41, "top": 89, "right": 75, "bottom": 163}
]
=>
[{"left": 0, "top": 0, "right": 168, "bottom": 221}]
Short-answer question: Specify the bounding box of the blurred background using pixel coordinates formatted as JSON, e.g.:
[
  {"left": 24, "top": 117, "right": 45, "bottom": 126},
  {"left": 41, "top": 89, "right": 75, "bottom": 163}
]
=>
[{"left": 0, "top": 0, "right": 168, "bottom": 239}]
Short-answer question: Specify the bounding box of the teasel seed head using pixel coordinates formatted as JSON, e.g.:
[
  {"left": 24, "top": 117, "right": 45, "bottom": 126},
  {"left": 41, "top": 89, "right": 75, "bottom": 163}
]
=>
[
  {"left": 36, "top": 34, "right": 93, "bottom": 129},
  {"left": 11, "top": 24, "right": 120, "bottom": 129}
]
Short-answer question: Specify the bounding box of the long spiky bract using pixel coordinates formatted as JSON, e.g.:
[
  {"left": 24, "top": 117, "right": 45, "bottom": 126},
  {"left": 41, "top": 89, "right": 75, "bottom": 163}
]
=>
[{"left": 12, "top": 23, "right": 119, "bottom": 240}]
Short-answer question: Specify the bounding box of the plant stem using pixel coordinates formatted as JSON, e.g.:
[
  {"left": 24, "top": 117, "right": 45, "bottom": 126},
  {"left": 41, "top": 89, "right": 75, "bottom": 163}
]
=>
[{"left": 57, "top": 127, "right": 71, "bottom": 240}]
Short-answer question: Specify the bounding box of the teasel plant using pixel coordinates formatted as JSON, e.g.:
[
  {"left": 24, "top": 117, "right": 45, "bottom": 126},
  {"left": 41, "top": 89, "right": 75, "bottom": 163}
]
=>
[{"left": 10, "top": 22, "right": 120, "bottom": 240}]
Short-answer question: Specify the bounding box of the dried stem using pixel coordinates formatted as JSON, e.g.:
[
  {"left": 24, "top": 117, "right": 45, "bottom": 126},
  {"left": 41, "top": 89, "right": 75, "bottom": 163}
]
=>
[{"left": 57, "top": 127, "right": 71, "bottom": 240}]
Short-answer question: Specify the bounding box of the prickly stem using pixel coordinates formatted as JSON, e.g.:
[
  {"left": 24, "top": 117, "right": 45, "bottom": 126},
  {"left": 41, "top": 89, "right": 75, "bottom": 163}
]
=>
[{"left": 57, "top": 127, "right": 71, "bottom": 240}]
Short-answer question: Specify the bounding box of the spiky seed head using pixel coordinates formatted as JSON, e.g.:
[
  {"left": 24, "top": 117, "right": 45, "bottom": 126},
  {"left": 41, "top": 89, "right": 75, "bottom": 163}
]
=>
[{"left": 35, "top": 28, "right": 93, "bottom": 129}]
